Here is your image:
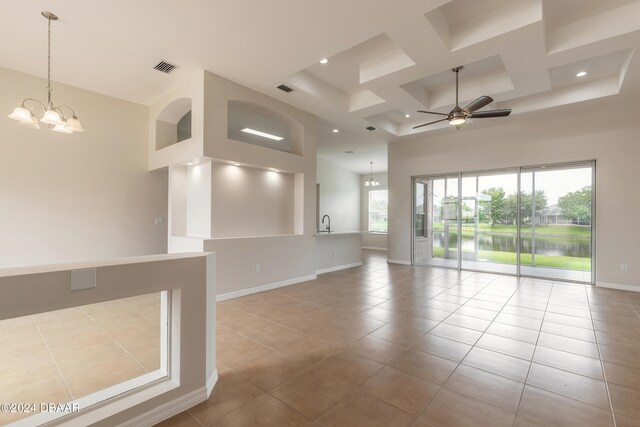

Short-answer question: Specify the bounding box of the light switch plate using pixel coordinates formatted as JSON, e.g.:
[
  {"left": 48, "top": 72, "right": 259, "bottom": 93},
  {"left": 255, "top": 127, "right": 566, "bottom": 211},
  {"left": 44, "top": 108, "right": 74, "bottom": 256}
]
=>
[{"left": 71, "top": 268, "right": 97, "bottom": 291}]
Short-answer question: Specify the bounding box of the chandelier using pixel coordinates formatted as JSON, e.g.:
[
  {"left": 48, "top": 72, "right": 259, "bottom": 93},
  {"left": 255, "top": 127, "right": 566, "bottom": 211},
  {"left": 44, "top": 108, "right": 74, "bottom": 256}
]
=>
[
  {"left": 8, "top": 11, "right": 84, "bottom": 133},
  {"left": 364, "top": 162, "right": 380, "bottom": 187}
]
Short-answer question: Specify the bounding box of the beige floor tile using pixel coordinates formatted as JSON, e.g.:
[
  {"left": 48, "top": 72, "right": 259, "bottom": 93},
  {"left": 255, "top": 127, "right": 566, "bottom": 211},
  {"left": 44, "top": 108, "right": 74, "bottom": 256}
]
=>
[
  {"left": 608, "top": 383, "right": 640, "bottom": 419},
  {"left": 526, "top": 363, "right": 609, "bottom": 408},
  {"left": 598, "top": 343, "right": 640, "bottom": 369},
  {"left": 533, "top": 346, "right": 603, "bottom": 379},
  {"left": 476, "top": 334, "right": 536, "bottom": 360},
  {"left": 462, "top": 347, "right": 531, "bottom": 382},
  {"left": 494, "top": 313, "right": 542, "bottom": 331},
  {"left": 349, "top": 335, "right": 408, "bottom": 364},
  {"left": 518, "top": 385, "right": 613, "bottom": 427},
  {"left": 308, "top": 324, "right": 370, "bottom": 347},
  {"left": 360, "top": 366, "right": 440, "bottom": 415},
  {"left": 233, "top": 351, "right": 308, "bottom": 391},
  {"left": 389, "top": 349, "right": 458, "bottom": 385},
  {"left": 485, "top": 322, "right": 540, "bottom": 344},
  {"left": 216, "top": 394, "right": 310, "bottom": 427},
  {"left": 278, "top": 336, "right": 339, "bottom": 367},
  {"left": 604, "top": 362, "right": 640, "bottom": 391},
  {"left": 155, "top": 411, "right": 203, "bottom": 427},
  {"left": 514, "top": 416, "right": 549, "bottom": 427},
  {"left": 415, "top": 334, "right": 472, "bottom": 362},
  {"left": 421, "top": 388, "right": 516, "bottom": 427},
  {"left": 443, "top": 314, "right": 491, "bottom": 331},
  {"left": 316, "top": 390, "right": 416, "bottom": 427},
  {"left": 541, "top": 321, "right": 596, "bottom": 342},
  {"left": 189, "top": 372, "right": 264, "bottom": 425},
  {"left": 544, "top": 311, "right": 594, "bottom": 329},
  {"left": 537, "top": 332, "right": 599, "bottom": 358},
  {"left": 370, "top": 323, "right": 426, "bottom": 346},
  {"left": 428, "top": 323, "right": 482, "bottom": 345},
  {"left": 271, "top": 364, "right": 354, "bottom": 420},
  {"left": 315, "top": 350, "right": 384, "bottom": 386},
  {"left": 444, "top": 364, "right": 524, "bottom": 412}
]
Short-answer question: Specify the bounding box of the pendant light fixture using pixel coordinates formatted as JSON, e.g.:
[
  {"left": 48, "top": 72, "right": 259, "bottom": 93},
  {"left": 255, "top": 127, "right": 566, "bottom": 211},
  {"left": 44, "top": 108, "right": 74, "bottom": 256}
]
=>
[
  {"left": 8, "top": 11, "right": 84, "bottom": 133},
  {"left": 364, "top": 162, "right": 380, "bottom": 187}
]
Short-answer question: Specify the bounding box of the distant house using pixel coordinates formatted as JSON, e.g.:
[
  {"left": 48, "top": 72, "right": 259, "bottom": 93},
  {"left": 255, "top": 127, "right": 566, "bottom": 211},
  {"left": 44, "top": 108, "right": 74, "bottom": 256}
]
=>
[{"left": 539, "top": 204, "right": 571, "bottom": 225}]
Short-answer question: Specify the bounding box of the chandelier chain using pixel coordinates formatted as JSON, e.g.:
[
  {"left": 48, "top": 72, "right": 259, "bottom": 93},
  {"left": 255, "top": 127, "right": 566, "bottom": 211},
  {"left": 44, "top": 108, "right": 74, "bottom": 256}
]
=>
[{"left": 46, "top": 15, "right": 52, "bottom": 107}]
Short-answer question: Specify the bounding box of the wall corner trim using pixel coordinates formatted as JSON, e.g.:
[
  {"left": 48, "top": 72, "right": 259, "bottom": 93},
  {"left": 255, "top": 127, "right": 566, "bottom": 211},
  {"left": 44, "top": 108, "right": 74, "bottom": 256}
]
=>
[
  {"left": 596, "top": 281, "right": 640, "bottom": 292},
  {"left": 118, "top": 387, "right": 207, "bottom": 427},
  {"left": 316, "top": 262, "right": 363, "bottom": 275},
  {"left": 216, "top": 274, "right": 317, "bottom": 301},
  {"left": 387, "top": 259, "right": 411, "bottom": 265},
  {"left": 206, "top": 370, "right": 219, "bottom": 398}
]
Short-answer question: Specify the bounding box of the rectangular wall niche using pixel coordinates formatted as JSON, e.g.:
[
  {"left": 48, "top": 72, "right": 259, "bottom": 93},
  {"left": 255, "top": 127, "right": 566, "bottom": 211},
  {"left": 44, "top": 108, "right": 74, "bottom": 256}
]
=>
[{"left": 211, "top": 163, "right": 296, "bottom": 238}]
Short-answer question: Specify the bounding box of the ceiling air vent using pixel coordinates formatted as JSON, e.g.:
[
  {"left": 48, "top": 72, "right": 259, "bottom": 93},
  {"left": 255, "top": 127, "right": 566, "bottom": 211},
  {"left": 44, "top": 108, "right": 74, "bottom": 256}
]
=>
[
  {"left": 366, "top": 126, "right": 376, "bottom": 131},
  {"left": 276, "top": 84, "right": 293, "bottom": 93},
  {"left": 153, "top": 60, "right": 179, "bottom": 74}
]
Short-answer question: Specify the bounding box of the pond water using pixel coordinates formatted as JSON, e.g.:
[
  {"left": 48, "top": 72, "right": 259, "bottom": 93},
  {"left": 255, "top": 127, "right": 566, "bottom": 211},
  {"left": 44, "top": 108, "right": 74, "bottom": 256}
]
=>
[{"left": 433, "top": 232, "right": 591, "bottom": 258}]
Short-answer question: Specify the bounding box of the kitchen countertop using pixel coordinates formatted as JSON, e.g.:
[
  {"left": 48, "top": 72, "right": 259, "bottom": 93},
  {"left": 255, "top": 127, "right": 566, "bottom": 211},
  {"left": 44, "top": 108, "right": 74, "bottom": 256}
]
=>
[{"left": 314, "top": 231, "right": 363, "bottom": 238}]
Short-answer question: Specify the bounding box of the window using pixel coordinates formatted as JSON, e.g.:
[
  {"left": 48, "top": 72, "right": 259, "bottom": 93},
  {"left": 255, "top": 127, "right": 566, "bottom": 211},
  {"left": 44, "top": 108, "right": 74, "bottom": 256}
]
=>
[{"left": 368, "top": 189, "right": 388, "bottom": 233}]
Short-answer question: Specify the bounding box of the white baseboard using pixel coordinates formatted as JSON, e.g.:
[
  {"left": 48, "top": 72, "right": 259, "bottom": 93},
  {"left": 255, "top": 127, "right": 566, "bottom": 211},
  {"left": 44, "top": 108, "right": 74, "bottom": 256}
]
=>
[
  {"left": 118, "top": 386, "right": 207, "bottom": 427},
  {"left": 362, "top": 246, "right": 387, "bottom": 251},
  {"left": 216, "top": 274, "right": 317, "bottom": 301},
  {"left": 597, "top": 281, "right": 640, "bottom": 292},
  {"left": 206, "top": 369, "right": 219, "bottom": 398},
  {"left": 387, "top": 259, "right": 411, "bottom": 266},
  {"left": 316, "top": 262, "right": 363, "bottom": 275}
]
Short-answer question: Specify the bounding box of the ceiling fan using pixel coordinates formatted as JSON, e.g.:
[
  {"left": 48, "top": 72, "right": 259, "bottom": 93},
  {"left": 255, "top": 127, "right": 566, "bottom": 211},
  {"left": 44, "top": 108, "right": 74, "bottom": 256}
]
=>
[{"left": 414, "top": 66, "right": 511, "bottom": 129}]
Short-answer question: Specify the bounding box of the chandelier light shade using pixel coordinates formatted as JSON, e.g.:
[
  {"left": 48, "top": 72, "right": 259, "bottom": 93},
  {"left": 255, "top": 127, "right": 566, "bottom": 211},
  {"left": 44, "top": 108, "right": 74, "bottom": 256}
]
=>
[
  {"left": 364, "top": 162, "right": 380, "bottom": 187},
  {"left": 7, "top": 11, "right": 84, "bottom": 134}
]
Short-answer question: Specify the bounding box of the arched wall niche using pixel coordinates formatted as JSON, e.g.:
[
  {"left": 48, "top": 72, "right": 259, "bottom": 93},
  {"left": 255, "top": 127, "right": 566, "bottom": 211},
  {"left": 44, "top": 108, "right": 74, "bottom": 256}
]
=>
[
  {"left": 156, "top": 97, "right": 193, "bottom": 150},
  {"left": 227, "top": 100, "right": 304, "bottom": 155}
]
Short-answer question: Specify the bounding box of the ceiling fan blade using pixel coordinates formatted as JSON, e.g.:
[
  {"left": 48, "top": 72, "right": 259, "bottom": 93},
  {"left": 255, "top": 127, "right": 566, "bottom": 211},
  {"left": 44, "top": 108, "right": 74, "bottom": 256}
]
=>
[
  {"left": 413, "top": 118, "right": 448, "bottom": 129},
  {"left": 464, "top": 96, "right": 493, "bottom": 113},
  {"left": 417, "top": 110, "right": 449, "bottom": 116},
  {"left": 468, "top": 109, "right": 512, "bottom": 118}
]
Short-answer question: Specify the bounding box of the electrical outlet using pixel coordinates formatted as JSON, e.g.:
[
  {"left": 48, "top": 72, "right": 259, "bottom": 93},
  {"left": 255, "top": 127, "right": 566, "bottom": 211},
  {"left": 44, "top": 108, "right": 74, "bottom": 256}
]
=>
[
  {"left": 621, "top": 264, "right": 629, "bottom": 272},
  {"left": 154, "top": 216, "right": 164, "bottom": 225},
  {"left": 332, "top": 250, "right": 336, "bottom": 258},
  {"left": 255, "top": 263, "right": 262, "bottom": 273}
]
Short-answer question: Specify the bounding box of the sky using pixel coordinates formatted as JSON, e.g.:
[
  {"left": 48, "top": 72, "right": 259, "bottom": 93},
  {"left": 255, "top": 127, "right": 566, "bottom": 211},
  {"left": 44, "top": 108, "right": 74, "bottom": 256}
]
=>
[
  {"left": 420, "top": 165, "right": 593, "bottom": 207},
  {"left": 475, "top": 167, "right": 592, "bottom": 205}
]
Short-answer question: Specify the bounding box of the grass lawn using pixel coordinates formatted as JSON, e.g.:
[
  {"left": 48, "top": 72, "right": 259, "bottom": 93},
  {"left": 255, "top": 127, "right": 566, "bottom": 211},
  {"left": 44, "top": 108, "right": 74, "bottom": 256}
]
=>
[
  {"left": 432, "top": 223, "right": 591, "bottom": 237},
  {"left": 432, "top": 247, "right": 591, "bottom": 271}
]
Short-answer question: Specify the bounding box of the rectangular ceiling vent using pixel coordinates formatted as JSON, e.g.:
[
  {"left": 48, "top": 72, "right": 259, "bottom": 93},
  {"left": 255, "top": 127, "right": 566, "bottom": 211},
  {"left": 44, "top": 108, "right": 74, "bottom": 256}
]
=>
[
  {"left": 153, "top": 60, "right": 179, "bottom": 74},
  {"left": 276, "top": 84, "right": 293, "bottom": 93}
]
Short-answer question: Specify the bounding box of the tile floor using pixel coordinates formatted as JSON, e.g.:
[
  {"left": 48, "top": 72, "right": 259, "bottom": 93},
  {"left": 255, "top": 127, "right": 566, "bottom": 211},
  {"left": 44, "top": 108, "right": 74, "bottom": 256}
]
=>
[
  {"left": 0, "top": 293, "right": 161, "bottom": 425},
  {"left": 159, "top": 251, "right": 640, "bottom": 426}
]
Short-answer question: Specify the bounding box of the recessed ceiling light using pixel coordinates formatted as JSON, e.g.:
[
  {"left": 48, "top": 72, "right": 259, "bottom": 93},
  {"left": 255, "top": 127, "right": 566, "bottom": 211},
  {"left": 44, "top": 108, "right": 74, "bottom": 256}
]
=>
[
  {"left": 241, "top": 127, "right": 284, "bottom": 141},
  {"left": 332, "top": 129, "right": 339, "bottom": 133},
  {"left": 320, "top": 58, "right": 328, "bottom": 64},
  {"left": 576, "top": 71, "right": 588, "bottom": 77},
  {"left": 232, "top": 163, "right": 241, "bottom": 166},
  {"left": 405, "top": 114, "right": 411, "bottom": 118},
  {"left": 271, "top": 168, "right": 280, "bottom": 173},
  {"left": 344, "top": 150, "right": 355, "bottom": 154}
]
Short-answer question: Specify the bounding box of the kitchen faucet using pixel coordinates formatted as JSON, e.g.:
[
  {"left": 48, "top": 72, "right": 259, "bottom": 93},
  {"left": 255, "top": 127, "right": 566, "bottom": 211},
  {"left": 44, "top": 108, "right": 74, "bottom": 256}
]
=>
[{"left": 321, "top": 215, "right": 331, "bottom": 234}]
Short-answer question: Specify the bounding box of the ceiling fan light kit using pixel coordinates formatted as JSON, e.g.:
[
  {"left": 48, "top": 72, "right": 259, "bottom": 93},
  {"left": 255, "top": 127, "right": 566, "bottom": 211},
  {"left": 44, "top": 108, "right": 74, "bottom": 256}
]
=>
[
  {"left": 414, "top": 65, "right": 511, "bottom": 130},
  {"left": 8, "top": 11, "right": 85, "bottom": 134}
]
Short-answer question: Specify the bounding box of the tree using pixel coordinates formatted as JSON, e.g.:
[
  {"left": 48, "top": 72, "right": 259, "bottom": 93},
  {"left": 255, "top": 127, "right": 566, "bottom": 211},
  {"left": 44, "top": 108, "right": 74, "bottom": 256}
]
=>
[
  {"left": 558, "top": 186, "right": 592, "bottom": 225},
  {"left": 504, "top": 190, "right": 548, "bottom": 224},
  {"left": 479, "top": 187, "right": 506, "bottom": 226}
]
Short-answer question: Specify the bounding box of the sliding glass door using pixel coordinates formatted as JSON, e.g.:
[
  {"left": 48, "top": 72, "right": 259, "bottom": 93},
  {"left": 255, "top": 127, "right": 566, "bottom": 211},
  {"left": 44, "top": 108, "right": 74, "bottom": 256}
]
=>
[
  {"left": 519, "top": 164, "right": 593, "bottom": 282},
  {"left": 414, "top": 175, "right": 459, "bottom": 269},
  {"left": 412, "top": 162, "right": 594, "bottom": 283}
]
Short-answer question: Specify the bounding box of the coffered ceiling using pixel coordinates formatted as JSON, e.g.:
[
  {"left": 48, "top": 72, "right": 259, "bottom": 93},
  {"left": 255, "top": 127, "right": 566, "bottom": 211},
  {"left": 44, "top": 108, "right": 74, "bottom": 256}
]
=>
[{"left": 1, "top": 0, "right": 639, "bottom": 173}]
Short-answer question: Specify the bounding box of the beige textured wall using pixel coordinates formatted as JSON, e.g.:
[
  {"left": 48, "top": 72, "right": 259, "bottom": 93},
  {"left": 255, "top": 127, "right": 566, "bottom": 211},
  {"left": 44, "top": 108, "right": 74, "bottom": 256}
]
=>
[
  {"left": 211, "top": 163, "right": 295, "bottom": 237},
  {"left": 388, "top": 95, "right": 640, "bottom": 287},
  {"left": 0, "top": 67, "right": 167, "bottom": 268},
  {"left": 317, "top": 157, "right": 361, "bottom": 232}
]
